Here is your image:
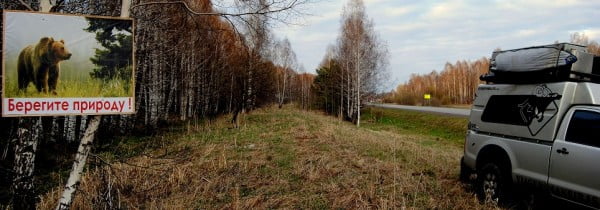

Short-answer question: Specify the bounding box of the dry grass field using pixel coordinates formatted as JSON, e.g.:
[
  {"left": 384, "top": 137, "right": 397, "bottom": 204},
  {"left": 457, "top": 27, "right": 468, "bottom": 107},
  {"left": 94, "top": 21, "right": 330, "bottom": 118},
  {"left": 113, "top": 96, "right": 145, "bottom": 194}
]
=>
[{"left": 37, "top": 106, "right": 494, "bottom": 209}]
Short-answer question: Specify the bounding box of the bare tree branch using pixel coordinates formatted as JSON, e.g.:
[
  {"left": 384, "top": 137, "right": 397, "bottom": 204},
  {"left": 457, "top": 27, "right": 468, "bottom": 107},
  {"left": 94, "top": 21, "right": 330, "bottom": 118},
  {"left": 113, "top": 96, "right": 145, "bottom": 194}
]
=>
[
  {"left": 17, "top": 0, "right": 34, "bottom": 11},
  {"left": 131, "top": 0, "right": 301, "bottom": 17},
  {"left": 49, "top": 0, "right": 66, "bottom": 12}
]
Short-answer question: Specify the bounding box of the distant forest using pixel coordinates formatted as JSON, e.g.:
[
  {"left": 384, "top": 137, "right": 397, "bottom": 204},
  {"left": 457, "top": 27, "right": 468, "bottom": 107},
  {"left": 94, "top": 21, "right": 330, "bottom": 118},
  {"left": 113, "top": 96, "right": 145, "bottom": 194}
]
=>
[
  {"left": 383, "top": 33, "right": 600, "bottom": 106},
  {"left": 386, "top": 58, "right": 489, "bottom": 105}
]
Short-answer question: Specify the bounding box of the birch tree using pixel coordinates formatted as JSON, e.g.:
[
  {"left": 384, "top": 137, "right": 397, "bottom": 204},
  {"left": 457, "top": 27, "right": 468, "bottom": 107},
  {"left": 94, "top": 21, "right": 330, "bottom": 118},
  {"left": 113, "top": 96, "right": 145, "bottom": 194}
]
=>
[
  {"left": 335, "top": 0, "right": 388, "bottom": 125},
  {"left": 55, "top": 116, "right": 102, "bottom": 210},
  {"left": 275, "top": 38, "right": 297, "bottom": 108},
  {"left": 312, "top": 0, "right": 388, "bottom": 125},
  {"left": 56, "top": 1, "right": 131, "bottom": 209}
]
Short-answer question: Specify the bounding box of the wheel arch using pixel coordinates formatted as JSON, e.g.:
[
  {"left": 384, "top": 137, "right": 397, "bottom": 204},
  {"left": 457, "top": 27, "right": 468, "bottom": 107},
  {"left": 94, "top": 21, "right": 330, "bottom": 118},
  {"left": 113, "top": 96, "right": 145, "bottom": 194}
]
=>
[{"left": 476, "top": 144, "right": 513, "bottom": 180}]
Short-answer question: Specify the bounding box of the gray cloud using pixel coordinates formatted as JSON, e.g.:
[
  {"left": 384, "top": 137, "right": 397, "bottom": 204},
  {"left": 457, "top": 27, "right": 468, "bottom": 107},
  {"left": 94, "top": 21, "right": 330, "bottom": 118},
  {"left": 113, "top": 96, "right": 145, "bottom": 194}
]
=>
[{"left": 276, "top": 0, "right": 600, "bottom": 88}]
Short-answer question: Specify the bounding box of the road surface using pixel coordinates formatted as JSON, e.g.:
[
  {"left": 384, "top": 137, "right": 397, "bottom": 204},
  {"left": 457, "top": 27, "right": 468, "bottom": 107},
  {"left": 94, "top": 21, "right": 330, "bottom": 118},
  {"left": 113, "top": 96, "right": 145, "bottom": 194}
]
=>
[{"left": 369, "top": 103, "right": 471, "bottom": 117}]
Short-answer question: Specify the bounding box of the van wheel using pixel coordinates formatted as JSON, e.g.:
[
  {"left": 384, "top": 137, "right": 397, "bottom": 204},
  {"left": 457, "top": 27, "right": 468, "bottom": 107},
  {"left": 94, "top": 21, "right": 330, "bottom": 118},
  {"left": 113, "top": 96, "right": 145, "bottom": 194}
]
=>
[{"left": 477, "top": 162, "right": 510, "bottom": 206}]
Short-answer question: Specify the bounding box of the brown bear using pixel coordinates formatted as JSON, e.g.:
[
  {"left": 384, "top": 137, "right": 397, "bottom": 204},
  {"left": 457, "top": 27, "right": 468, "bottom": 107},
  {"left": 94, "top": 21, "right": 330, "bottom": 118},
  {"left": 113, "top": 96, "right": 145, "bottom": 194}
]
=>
[{"left": 17, "top": 37, "right": 72, "bottom": 95}]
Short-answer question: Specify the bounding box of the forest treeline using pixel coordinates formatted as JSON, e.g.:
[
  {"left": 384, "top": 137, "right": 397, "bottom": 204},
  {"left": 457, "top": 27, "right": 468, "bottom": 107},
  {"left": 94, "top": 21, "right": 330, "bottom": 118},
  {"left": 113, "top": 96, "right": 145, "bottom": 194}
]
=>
[
  {"left": 385, "top": 58, "right": 490, "bottom": 106},
  {"left": 0, "top": 0, "right": 312, "bottom": 208},
  {"left": 311, "top": 0, "right": 388, "bottom": 126},
  {"left": 383, "top": 33, "right": 600, "bottom": 106}
]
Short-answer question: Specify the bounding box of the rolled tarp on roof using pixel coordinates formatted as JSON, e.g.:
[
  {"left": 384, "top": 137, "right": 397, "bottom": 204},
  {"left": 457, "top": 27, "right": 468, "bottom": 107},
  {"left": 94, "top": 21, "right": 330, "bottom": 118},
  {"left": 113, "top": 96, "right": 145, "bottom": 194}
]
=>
[{"left": 491, "top": 47, "right": 578, "bottom": 72}]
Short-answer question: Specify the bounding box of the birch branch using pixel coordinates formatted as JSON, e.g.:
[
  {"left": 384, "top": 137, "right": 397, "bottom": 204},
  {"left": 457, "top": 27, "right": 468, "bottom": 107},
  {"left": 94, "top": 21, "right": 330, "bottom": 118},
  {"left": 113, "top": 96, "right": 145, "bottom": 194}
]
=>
[
  {"left": 131, "top": 0, "right": 301, "bottom": 17},
  {"left": 17, "top": 0, "right": 34, "bottom": 11}
]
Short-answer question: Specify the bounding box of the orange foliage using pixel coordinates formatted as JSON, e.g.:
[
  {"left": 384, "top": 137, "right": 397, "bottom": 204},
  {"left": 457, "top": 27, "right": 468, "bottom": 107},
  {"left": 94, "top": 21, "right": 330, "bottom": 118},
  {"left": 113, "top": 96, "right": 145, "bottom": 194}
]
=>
[{"left": 386, "top": 58, "right": 490, "bottom": 105}]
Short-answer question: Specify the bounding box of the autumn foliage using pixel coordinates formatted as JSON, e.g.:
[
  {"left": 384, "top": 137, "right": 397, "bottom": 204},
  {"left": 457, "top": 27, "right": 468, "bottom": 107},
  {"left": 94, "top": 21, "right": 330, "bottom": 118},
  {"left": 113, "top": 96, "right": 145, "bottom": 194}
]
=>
[{"left": 384, "top": 58, "right": 490, "bottom": 106}]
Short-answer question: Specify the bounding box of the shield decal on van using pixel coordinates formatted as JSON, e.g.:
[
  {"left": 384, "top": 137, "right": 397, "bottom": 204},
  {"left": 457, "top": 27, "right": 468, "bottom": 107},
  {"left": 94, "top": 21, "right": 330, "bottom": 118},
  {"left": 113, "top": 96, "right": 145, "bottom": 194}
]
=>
[{"left": 481, "top": 84, "right": 562, "bottom": 136}]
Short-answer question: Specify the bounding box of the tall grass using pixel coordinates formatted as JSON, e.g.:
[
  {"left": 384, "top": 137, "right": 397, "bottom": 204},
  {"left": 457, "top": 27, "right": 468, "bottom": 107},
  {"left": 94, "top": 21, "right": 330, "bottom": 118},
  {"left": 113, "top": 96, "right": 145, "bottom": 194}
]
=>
[
  {"left": 4, "top": 66, "right": 132, "bottom": 98},
  {"left": 5, "top": 78, "right": 131, "bottom": 98},
  {"left": 37, "top": 105, "right": 488, "bottom": 209}
]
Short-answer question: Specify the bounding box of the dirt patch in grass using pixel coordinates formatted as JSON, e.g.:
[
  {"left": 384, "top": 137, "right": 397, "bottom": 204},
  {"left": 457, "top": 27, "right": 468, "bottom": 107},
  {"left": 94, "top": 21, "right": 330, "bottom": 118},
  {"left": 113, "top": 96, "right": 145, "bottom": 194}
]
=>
[{"left": 38, "top": 106, "right": 490, "bottom": 209}]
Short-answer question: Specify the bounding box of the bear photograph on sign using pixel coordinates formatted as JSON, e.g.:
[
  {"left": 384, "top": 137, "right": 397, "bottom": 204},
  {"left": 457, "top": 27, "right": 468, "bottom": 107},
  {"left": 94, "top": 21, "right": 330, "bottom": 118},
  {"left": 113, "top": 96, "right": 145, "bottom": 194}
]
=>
[{"left": 2, "top": 11, "right": 134, "bottom": 116}]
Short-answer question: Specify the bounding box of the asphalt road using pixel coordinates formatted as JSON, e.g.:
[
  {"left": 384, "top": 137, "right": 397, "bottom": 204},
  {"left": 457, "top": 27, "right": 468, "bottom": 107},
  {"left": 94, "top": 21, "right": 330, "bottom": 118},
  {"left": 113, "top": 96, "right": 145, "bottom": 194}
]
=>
[{"left": 369, "top": 103, "right": 471, "bottom": 117}]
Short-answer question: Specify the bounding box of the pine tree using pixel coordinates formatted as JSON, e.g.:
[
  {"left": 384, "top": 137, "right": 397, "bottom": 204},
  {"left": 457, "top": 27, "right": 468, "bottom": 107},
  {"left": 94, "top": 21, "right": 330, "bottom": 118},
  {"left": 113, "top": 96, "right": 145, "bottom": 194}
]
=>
[{"left": 84, "top": 17, "right": 133, "bottom": 81}]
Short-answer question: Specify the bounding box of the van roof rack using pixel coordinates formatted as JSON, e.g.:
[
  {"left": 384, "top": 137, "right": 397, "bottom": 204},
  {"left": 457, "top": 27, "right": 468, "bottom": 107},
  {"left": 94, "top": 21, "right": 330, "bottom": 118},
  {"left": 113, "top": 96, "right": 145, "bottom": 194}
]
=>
[{"left": 481, "top": 43, "right": 600, "bottom": 84}]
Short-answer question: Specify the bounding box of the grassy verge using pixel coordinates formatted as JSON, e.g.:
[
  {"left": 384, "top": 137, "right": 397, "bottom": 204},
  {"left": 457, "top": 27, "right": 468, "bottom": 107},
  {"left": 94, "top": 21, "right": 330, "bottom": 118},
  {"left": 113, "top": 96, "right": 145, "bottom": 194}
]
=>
[
  {"left": 38, "top": 106, "right": 486, "bottom": 209},
  {"left": 362, "top": 107, "right": 468, "bottom": 146},
  {"left": 443, "top": 104, "right": 472, "bottom": 109}
]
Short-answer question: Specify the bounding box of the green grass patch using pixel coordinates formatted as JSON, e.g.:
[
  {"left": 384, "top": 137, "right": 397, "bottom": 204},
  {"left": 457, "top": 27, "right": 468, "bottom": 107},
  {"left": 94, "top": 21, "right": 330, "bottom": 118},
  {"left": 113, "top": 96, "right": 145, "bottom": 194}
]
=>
[
  {"left": 362, "top": 107, "right": 468, "bottom": 146},
  {"left": 5, "top": 77, "right": 132, "bottom": 98},
  {"left": 3, "top": 63, "right": 132, "bottom": 98}
]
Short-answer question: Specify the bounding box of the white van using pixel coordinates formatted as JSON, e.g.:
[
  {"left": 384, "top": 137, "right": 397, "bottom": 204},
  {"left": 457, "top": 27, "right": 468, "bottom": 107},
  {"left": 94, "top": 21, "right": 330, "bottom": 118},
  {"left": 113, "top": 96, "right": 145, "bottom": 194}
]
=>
[{"left": 461, "top": 43, "right": 600, "bottom": 209}]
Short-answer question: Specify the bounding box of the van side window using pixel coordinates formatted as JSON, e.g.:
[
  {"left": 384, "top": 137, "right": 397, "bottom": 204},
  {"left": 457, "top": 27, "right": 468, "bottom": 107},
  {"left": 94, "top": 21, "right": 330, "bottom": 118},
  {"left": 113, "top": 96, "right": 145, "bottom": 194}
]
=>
[
  {"left": 565, "top": 110, "right": 600, "bottom": 148},
  {"left": 481, "top": 95, "right": 531, "bottom": 126}
]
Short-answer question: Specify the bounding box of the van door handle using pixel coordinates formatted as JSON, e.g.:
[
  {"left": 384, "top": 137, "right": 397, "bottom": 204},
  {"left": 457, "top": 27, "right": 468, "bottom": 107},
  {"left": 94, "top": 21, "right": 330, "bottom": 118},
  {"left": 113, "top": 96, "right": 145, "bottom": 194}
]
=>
[{"left": 556, "top": 148, "right": 569, "bottom": 155}]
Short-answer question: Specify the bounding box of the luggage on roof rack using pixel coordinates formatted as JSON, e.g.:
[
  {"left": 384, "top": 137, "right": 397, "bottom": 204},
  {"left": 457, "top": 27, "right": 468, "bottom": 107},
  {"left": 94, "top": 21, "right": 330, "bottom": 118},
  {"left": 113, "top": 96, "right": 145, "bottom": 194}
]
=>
[{"left": 480, "top": 43, "right": 600, "bottom": 84}]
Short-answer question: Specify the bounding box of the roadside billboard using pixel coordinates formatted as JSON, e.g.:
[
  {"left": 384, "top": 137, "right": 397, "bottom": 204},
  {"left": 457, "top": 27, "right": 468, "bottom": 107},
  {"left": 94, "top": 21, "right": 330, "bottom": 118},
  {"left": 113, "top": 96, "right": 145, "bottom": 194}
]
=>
[{"left": 2, "top": 11, "right": 135, "bottom": 117}]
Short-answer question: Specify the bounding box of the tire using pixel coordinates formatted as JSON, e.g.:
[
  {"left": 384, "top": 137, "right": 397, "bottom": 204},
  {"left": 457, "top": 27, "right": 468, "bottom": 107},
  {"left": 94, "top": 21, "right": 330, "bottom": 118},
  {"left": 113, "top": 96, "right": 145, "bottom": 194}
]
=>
[
  {"left": 477, "top": 162, "right": 512, "bottom": 206},
  {"left": 459, "top": 157, "right": 471, "bottom": 182}
]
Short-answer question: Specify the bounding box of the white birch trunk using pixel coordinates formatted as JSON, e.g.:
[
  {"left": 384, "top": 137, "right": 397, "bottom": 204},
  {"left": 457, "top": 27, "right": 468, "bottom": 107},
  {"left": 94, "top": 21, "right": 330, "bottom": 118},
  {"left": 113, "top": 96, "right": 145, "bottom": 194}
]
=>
[
  {"left": 300, "top": 79, "right": 303, "bottom": 109},
  {"left": 229, "top": 74, "right": 234, "bottom": 112},
  {"left": 11, "top": 117, "right": 42, "bottom": 210},
  {"left": 56, "top": 116, "right": 101, "bottom": 210},
  {"left": 278, "top": 70, "right": 287, "bottom": 108},
  {"left": 78, "top": 116, "right": 87, "bottom": 139},
  {"left": 64, "top": 116, "right": 75, "bottom": 142},
  {"left": 356, "top": 46, "right": 361, "bottom": 127},
  {"left": 40, "top": 0, "right": 52, "bottom": 12},
  {"left": 247, "top": 68, "right": 254, "bottom": 109},
  {"left": 179, "top": 54, "right": 187, "bottom": 120},
  {"left": 339, "top": 63, "right": 343, "bottom": 119},
  {"left": 346, "top": 60, "right": 352, "bottom": 119},
  {"left": 120, "top": 0, "right": 131, "bottom": 17}
]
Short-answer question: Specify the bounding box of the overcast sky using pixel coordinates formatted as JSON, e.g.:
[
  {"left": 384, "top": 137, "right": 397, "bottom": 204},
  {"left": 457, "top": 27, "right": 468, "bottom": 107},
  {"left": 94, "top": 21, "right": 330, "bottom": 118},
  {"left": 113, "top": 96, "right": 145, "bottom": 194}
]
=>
[
  {"left": 273, "top": 0, "right": 600, "bottom": 90},
  {"left": 4, "top": 11, "right": 101, "bottom": 79}
]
